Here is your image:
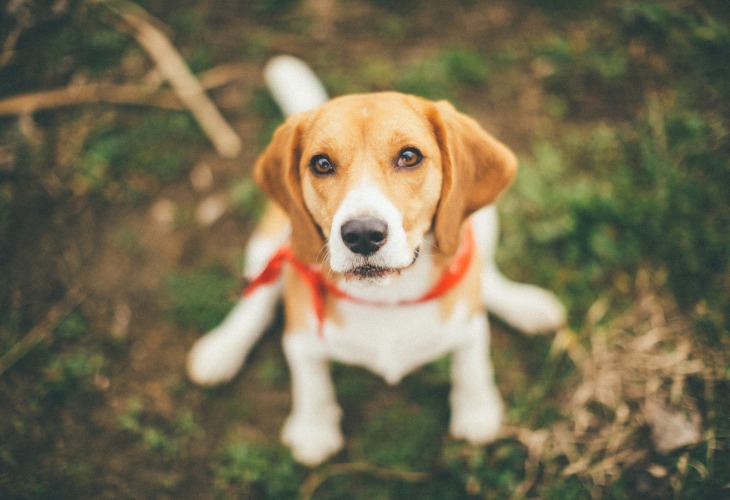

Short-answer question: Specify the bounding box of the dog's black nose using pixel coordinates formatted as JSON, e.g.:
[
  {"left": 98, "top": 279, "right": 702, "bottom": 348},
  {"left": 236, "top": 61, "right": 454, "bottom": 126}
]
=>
[{"left": 341, "top": 217, "right": 388, "bottom": 256}]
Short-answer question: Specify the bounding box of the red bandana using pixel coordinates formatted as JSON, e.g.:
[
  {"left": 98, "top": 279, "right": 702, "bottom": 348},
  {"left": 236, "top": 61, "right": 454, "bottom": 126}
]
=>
[{"left": 241, "top": 226, "right": 475, "bottom": 335}]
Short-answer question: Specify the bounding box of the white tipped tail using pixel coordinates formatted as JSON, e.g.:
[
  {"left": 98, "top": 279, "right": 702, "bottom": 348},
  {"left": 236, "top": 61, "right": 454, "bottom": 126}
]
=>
[{"left": 264, "top": 55, "right": 329, "bottom": 116}]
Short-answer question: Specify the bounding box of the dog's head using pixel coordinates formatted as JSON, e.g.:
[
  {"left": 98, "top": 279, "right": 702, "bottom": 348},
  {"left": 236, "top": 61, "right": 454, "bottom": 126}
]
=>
[{"left": 254, "top": 92, "right": 517, "bottom": 281}]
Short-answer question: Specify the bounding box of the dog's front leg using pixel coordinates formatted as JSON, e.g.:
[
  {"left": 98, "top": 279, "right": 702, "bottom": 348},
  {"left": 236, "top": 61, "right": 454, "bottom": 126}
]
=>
[
  {"left": 187, "top": 283, "right": 281, "bottom": 385},
  {"left": 449, "top": 315, "right": 504, "bottom": 444},
  {"left": 281, "top": 332, "right": 344, "bottom": 465},
  {"left": 187, "top": 210, "right": 290, "bottom": 386}
]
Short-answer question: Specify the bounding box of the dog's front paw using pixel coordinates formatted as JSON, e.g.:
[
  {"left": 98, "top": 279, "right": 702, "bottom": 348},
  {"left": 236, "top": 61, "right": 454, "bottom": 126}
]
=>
[
  {"left": 450, "top": 389, "right": 503, "bottom": 444},
  {"left": 500, "top": 285, "right": 566, "bottom": 335},
  {"left": 281, "top": 410, "right": 344, "bottom": 466},
  {"left": 186, "top": 330, "right": 246, "bottom": 386}
]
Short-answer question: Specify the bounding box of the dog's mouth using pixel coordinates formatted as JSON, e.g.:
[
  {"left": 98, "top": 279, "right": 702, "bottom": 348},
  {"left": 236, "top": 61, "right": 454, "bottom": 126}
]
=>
[{"left": 343, "top": 247, "right": 420, "bottom": 282}]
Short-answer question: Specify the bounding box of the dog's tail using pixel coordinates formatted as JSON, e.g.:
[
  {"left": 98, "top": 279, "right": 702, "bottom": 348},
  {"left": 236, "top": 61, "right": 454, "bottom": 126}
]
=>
[{"left": 264, "top": 55, "right": 329, "bottom": 116}]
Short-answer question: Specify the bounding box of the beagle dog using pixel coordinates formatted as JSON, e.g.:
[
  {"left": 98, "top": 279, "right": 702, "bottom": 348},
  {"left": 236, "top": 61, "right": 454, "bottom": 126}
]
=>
[{"left": 187, "top": 56, "right": 565, "bottom": 465}]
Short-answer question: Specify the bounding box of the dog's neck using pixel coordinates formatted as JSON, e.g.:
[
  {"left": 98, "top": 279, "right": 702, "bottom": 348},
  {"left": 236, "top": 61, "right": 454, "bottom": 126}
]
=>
[{"left": 242, "top": 229, "right": 474, "bottom": 337}]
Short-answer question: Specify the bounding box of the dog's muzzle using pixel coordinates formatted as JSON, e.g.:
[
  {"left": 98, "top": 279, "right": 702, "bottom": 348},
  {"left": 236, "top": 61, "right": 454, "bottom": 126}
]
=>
[{"left": 339, "top": 217, "right": 420, "bottom": 280}]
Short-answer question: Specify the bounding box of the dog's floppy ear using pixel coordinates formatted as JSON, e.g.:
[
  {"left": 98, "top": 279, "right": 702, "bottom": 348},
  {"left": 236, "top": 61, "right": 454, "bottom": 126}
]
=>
[
  {"left": 430, "top": 101, "right": 518, "bottom": 255},
  {"left": 254, "top": 114, "right": 323, "bottom": 263}
]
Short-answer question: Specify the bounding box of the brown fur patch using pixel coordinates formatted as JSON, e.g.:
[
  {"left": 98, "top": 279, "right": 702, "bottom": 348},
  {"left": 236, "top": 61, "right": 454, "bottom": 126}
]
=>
[
  {"left": 433, "top": 224, "right": 484, "bottom": 321},
  {"left": 281, "top": 267, "right": 312, "bottom": 333},
  {"left": 281, "top": 266, "right": 345, "bottom": 334}
]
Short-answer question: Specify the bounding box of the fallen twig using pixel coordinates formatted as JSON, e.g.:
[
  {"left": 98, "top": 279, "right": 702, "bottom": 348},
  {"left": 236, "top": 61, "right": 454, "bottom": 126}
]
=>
[
  {"left": 1, "top": 2, "right": 244, "bottom": 157},
  {"left": 105, "top": 0, "right": 242, "bottom": 158},
  {"left": 0, "top": 63, "right": 250, "bottom": 116},
  {"left": 0, "top": 82, "right": 178, "bottom": 115},
  {"left": 0, "top": 22, "right": 23, "bottom": 70},
  {"left": 501, "top": 425, "right": 550, "bottom": 500},
  {"left": 0, "top": 286, "right": 87, "bottom": 377},
  {"left": 298, "top": 462, "right": 430, "bottom": 500}
]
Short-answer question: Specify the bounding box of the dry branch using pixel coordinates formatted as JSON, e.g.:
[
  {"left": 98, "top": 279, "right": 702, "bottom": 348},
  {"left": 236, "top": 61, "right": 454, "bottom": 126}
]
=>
[
  {"left": 0, "top": 286, "right": 87, "bottom": 377},
  {"left": 0, "top": 2, "right": 243, "bottom": 157},
  {"left": 106, "top": 0, "right": 241, "bottom": 158},
  {"left": 299, "top": 462, "right": 429, "bottom": 500},
  {"left": 0, "top": 82, "right": 177, "bottom": 114},
  {"left": 0, "top": 63, "right": 250, "bottom": 116}
]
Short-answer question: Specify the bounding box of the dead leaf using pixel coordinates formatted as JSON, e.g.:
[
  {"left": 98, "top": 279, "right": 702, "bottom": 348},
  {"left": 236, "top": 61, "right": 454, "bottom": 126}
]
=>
[{"left": 644, "top": 397, "right": 702, "bottom": 453}]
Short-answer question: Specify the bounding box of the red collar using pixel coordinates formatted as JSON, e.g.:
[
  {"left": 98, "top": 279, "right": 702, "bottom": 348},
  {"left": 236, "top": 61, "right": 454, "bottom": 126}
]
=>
[{"left": 241, "top": 226, "right": 475, "bottom": 335}]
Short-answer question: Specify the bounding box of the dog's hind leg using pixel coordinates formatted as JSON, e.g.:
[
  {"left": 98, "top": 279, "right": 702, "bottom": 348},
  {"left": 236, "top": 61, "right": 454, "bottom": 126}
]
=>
[
  {"left": 187, "top": 204, "right": 290, "bottom": 385},
  {"left": 473, "top": 206, "right": 566, "bottom": 334}
]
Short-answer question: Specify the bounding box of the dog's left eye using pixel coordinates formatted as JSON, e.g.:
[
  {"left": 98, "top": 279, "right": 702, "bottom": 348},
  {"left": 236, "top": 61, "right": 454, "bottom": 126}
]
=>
[
  {"left": 310, "top": 154, "right": 335, "bottom": 175},
  {"left": 397, "top": 148, "right": 423, "bottom": 168}
]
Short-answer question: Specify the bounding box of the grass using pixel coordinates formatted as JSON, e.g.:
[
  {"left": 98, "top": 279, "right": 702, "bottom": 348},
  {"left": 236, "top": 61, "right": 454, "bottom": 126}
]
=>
[
  {"left": 166, "top": 265, "right": 238, "bottom": 331},
  {"left": 75, "top": 112, "right": 202, "bottom": 200},
  {"left": 395, "top": 47, "right": 491, "bottom": 100},
  {"left": 0, "top": 0, "right": 728, "bottom": 498},
  {"left": 118, "top": 398, "right": 200, "bottom": 457},
  {"left": 213, "top": 440, "right": 303, "bottom": 498}
]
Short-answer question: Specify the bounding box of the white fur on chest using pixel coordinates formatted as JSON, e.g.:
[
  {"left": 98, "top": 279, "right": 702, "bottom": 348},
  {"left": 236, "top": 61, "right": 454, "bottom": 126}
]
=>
[
  {"left": 324, "top": 300, "right": 481, "bottom": 384},
  {"left": 293, "top": 247, "right": 483, "bottom": 385}
]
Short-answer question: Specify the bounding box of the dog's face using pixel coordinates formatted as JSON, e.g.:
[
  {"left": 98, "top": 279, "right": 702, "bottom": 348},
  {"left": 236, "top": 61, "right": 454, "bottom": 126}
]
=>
[
  {"left": 298, "top": 95, "right": 443, "bottom": 281},
  {"left": 255, "top": 92, "right": 517, "bottom": 280}
]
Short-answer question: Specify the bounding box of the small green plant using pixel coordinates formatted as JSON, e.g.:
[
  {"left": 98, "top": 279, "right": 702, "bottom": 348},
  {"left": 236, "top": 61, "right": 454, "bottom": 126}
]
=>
[
  {"left": 252, "top": 0, "right": 301, "bottom": 16},
  {"left": 41, "top": 351, "right": 105, "bottom": 400},
  {"left": 118, "top": 399, "right": 200, "bottom": 457},
  {"left": 358, "top": 403, "right": 443, "bottom": 471},
  {"left": 72, "top": 112, "right": 200, "bottom": 201},
  {"left": 118, "top": 398, "right": 145, "bottom": 434},
  {"left": 80, "top": 27, "right": 130, "bottom": 73},
  {"left": 442, "top": 440, "right": 528, "bottom": 498},
  {"left": 166, "top": 265, "right": 238, "bottom": 331},
  {"left": 53, "top": 309, "right": 88, "bottom": 340},
  {"left": 395, "top": 47, "right": 490, "bottom": 100},
  {"left": 246, "top": 87, "right": 285, "bottom": 146},
  {"left": 230, "top": 178, "right": 266, "bottom": 222},
  {"left": 253, "top": 351, "right": 289, "bottom": 388},
  {"left": 535, "top": 33, "right": 631, "bottom": 117},
  {"left": 213, "top": 440, "right": 302, "bottom": 499},
  {"left": 501, "top": 94, "right": 729, "bottom": 333}
]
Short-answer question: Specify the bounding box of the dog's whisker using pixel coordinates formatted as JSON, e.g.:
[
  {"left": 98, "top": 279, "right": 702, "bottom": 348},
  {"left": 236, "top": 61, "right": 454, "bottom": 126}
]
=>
[{"left": 316, "top": 240, "right": 329, "bottom": 263}]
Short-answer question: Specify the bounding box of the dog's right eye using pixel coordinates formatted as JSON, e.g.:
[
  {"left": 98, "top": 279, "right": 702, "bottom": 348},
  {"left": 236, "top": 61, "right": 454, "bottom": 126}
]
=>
[
  {"left": 310, "top": 155, "right": 335, "bottom": 175},
  {"left": 397, "top": 147, "right": 424, "bottom": 168}
]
